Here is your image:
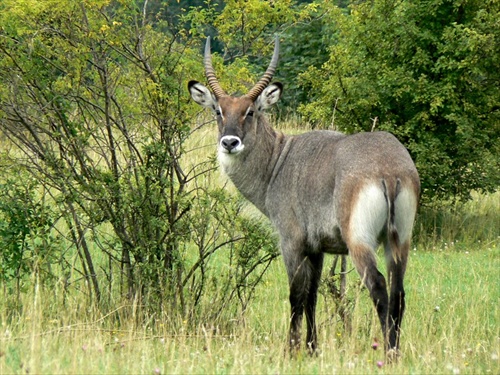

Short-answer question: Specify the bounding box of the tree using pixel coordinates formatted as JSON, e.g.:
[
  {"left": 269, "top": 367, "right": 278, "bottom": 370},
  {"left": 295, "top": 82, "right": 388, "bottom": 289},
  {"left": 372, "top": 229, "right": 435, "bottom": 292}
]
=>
[{"left": 299, "top": 0, "right": 500, "bottom": 202}]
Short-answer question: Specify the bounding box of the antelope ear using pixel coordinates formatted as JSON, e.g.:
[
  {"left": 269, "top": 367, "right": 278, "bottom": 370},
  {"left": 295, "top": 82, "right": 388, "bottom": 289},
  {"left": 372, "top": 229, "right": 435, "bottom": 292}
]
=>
[
  {"left": 188, "top": 80, "right": 217, "bottom": 110},
  {"left": 255, "top": 82, "right": 283, "bottom": 111}
]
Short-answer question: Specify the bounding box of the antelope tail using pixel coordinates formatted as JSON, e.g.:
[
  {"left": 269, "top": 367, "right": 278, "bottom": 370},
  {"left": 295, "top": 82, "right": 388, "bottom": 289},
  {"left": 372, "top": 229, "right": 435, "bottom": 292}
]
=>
[{"left": 382, "top": 178, "right": 401, "bottom": 262}]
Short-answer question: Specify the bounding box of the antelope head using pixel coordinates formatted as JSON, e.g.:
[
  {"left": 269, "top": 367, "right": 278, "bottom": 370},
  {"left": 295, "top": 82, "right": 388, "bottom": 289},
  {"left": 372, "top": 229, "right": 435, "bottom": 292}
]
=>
[{"left": 188, "top": 36, "right": 282, "bottom": 157}]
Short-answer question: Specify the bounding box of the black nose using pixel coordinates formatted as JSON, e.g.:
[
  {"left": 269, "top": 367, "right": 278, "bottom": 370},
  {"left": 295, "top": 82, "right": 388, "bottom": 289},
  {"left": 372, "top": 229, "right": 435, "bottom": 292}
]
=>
[{"left": 220, "top": 136, "right": 242, "bottom": 152}]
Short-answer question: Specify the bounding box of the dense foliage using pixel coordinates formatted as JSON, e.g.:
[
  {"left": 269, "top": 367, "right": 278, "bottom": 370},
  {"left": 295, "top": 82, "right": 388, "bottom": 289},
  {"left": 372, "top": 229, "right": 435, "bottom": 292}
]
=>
[{"left": 299, "top": 0, "right": 500, "bottom": 202}]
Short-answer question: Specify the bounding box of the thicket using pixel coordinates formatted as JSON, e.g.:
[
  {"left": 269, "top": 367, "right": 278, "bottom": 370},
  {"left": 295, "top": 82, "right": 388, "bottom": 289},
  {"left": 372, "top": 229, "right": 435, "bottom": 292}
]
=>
[
  {"left": 0, "top": 0, "right": 278, "bottom": 326},
  {"left": 0, "top": 0, "right": 498, "bottom": 325}
]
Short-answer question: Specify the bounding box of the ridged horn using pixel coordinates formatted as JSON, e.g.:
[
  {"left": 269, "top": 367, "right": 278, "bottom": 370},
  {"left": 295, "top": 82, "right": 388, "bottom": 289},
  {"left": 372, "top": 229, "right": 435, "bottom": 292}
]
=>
[
  {"left": 204, "top": 36, "right": 227, "bottom": 99},
  {"left": 246, "top": 35, "right": 280, "bottom": 101}
]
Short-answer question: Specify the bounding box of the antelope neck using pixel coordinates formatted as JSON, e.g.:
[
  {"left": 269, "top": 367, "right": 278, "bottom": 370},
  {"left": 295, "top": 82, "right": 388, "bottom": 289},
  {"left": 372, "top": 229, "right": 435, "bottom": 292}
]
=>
[{"left": 223, "top": 123, "right": 287, "bottom": 216}]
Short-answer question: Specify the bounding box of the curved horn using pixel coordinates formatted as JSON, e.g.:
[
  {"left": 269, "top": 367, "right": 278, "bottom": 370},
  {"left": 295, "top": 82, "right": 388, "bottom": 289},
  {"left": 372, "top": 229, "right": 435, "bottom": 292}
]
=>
[
  {"left": 204, "top": 36, "right": 227, "bottom": 99},
  {"left": 246, "top": 36, "right": 280, "bottom": 101}
]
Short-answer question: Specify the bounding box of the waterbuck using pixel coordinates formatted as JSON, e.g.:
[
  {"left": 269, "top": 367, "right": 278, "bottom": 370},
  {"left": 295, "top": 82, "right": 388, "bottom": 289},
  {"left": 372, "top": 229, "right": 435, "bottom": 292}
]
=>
[{"left": 188, "top": 36, "right": 420, "bottom": 359}]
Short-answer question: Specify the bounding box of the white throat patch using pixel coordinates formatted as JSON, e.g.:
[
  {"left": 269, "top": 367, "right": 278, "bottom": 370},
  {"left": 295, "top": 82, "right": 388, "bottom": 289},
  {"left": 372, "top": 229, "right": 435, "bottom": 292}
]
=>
[{"left": 217, "top": 146, "right": 243, "bottom": 173}]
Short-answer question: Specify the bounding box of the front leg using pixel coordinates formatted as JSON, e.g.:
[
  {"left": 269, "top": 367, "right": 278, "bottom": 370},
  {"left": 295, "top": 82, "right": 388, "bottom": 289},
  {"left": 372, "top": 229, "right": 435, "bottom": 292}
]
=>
[
  {"left": 282, "top": 237, "right": 323, "bottom": 354},
  {"left": 304, "top": 252, "right": 324, "bottom": 354}
]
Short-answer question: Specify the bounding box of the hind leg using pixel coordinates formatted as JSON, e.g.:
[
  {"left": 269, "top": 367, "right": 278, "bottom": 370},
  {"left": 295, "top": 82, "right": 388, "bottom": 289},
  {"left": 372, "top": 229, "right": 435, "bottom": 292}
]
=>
[
  {"left": 384, "top": 239, "right": 409, "bottom": 353},
  {"left": 348, "top": 242, "right": 390, "bottom": 347}
]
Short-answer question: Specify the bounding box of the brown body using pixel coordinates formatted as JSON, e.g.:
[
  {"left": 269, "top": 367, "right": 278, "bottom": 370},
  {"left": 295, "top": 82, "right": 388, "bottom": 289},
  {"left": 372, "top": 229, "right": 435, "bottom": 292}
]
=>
[{"left": 189, "top": 37, "right": 420, "bottom": 359}]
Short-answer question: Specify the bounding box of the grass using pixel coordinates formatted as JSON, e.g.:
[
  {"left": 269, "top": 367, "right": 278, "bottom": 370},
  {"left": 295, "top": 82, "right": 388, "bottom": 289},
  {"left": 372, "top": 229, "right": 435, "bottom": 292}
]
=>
[
  {"left": 1, "top": 124, "right": 499, "bottom": 374},
  {"left": 1, "top": 232, "right": 498, "bottom": 374}
]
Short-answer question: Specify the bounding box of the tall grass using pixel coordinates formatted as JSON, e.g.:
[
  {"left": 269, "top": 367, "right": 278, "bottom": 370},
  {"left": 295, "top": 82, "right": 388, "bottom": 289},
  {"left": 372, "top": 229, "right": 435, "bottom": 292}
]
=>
[
  {"left": 1, "top": 120, "right": 499, "bottom": 374},
  {"left": 414, "top": 191, "right": 500, "bottom": 251},
  {"left": 1, "top": 243, "right": 498, "bottom": 374}
]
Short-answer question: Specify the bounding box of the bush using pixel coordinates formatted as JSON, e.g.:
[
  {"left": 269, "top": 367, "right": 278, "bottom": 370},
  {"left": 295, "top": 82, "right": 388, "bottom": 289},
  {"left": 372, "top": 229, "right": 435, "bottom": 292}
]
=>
[{"left": 0, "top": 0, "right": 279, "bottom": 327}]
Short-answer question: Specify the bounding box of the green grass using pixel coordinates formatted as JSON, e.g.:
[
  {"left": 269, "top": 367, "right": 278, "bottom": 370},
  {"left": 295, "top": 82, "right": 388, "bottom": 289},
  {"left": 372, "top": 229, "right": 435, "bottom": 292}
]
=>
[{"left": 1, "top": 240, "right": 498, "bottom": 374}]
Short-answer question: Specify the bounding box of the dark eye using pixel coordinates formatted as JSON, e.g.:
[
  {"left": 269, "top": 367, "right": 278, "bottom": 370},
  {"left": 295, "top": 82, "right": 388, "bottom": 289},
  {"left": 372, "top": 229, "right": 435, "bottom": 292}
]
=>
[
  {"left": 247, "top": 110, "right": 254, "bottom": 117},
  {"left": 215, "top": 109, "right": 221, "bottom": 117}
]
